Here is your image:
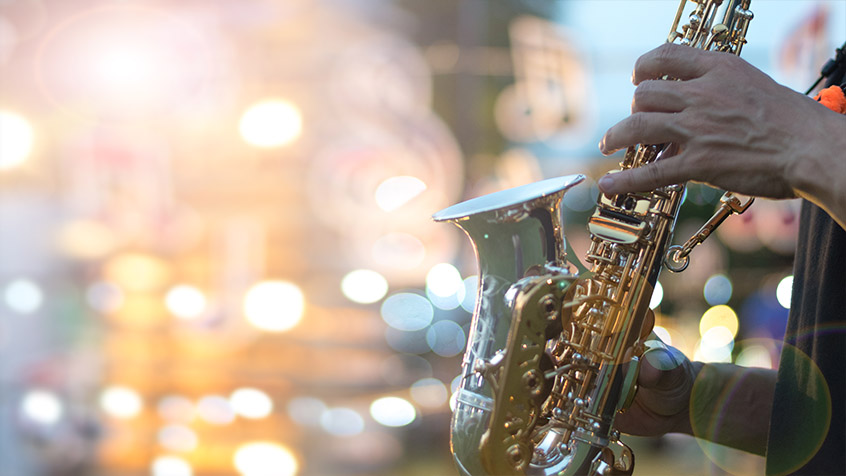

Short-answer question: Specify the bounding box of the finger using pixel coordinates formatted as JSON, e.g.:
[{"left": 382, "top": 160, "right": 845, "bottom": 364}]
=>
[
  {"left": 632, "top": 79, "right": 688, "bottom": 113},
  {"left": 633, "top": 43, "right": 714, "bottom": 84},
  {"left": 600, "top": 112, "right": 687, "bottom": 155},
  {"left": 598, "top": 158, "right": 689, "bottom": 195}
]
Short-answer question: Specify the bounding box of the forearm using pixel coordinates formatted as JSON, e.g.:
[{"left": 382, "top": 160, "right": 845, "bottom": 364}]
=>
[{"left": 678, "top": 362, "right": 777, "bottom": 456}]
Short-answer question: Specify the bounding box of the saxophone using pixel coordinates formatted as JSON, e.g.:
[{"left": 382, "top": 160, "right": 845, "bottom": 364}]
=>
[{"left": 433, "top": 1, "right": 754, "bottom": 475}]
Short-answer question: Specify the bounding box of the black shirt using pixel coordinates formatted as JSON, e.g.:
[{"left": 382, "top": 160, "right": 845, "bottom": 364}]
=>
[
  {"left": 766, "top": 202, "right": 846, "bottom": 475},
  {"left": 765, "top": 52, "right": 846, "bottom": 476}
]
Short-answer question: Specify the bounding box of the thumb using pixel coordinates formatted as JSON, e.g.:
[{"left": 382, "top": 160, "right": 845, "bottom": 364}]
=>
[{"left": 639, "top": 342, "right": 689, "bottom": 390}]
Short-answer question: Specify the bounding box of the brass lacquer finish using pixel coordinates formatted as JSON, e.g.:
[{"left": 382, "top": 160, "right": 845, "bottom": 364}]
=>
[{"left": 436, "top": 2, "right": 754, "bottom": 475}]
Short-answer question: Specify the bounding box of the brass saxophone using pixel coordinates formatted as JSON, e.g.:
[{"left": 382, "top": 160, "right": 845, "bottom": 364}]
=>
[{"left": 433, "top": 1, "right": 754, "bottom": 475}]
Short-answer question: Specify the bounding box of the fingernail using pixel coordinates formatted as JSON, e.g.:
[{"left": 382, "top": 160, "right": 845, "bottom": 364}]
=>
[
  {"left": 598, "top": 138, "right": 607, "bottom": 155},
  {"left": 598, "top": 174, "right": 615, "bottom": 192}
]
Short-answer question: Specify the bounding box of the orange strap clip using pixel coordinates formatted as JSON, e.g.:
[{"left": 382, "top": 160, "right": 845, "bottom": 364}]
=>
[{"left": 814, "top": 85, "right": 846, "bottom": 114}]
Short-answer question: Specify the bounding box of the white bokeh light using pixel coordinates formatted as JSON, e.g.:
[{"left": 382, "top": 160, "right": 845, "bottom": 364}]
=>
[
  {"left": 21, "top": 390, "right": 63, "bottom": 425},
  {"left": 230, "top": 388, "right": 274, "bottom": 420},
  {"left": 0, "top": 110, "right": 35, "bottom": 170},
  {"left": 244, "top": 281, "right": 305, "bottom": 332},
  {"left": 341, "top": 269, "right": 388, "bottom": 304},
  {"left": 776, "top": 275, "right": 793, "bottom": 309},
  {"left": 152, "top": 456, "right": 193, "bottom": 476},
  {"left": 4, "top": 278, "right": 43, "bottom": 314},
  {"left": 165, "top": 284, "right": 207, "bottom": 320},
  {"left": 369, "top": 396, "right": 416, "bottom": 427},
  {"left": 380, "top": 292, "right": 434, "bottom": 331},
  {"left": 649, "top": 281, "right": 663, "bottom": 309},
  {"left": 234, "top": 442, "right": 298, "bottom": 476},
  {"left": 100, "top": 386, "right": 143, "bottom": 419},
  {"left": 426, "top": 263, "right": 463, "bottom": 298},
  {"left": 239, "top": 100, "right": 302, "bottom": 148}
]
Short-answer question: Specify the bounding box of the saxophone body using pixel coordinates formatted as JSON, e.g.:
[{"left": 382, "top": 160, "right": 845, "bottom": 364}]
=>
[{"left": 434, "top": 1, "right": 753, "bottom": 475}]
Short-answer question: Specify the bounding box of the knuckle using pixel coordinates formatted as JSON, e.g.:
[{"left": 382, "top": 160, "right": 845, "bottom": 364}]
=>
[
  {"left": 628, "top": 112, "right": 648, "bottom": 135},
  {"left": 644, "top": 163, "right": 666, "bottom": 187},
  {"left": 632, "top": 82, "right": 652, "bottom": 108},
  {"left": 655, "top": 43, "right": 677, "bottom": 66}
]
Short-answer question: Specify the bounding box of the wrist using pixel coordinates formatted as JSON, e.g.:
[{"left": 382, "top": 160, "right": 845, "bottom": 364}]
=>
[
  {"left": 672, "top": 360, "right": 704, "bottom": 435},
  {"left": 788, "top": 103, "right": 846, "bottom": 226}
]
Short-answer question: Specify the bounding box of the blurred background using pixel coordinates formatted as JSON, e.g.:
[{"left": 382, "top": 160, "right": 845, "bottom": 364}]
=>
[{"left": 0, "top": 0, "right": 843, "bottom": 475}]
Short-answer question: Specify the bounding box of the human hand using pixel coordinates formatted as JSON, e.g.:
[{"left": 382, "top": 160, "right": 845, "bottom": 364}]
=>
[
  {"left": 615, "top": 337, "right": 701, "bottom": 437},
  {"left": 598, "top": 43, "right": 841, "bottom": 201}
]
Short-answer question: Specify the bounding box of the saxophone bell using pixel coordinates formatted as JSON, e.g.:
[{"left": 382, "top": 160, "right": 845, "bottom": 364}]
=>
[{"left": 433, "top": 175, "right": 585, "bottom": 476}]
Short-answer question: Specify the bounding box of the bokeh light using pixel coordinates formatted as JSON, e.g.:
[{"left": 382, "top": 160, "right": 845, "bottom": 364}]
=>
[
  {"left": 370, "top": 396, "right": 417, "bottom": 427},
  {"left": 735, "top": 344, "right": 773, "bottom": 369},
  {"left": 21, "top": 390, "right": 63, "bottom": 425},
  {"left": 103, "top": 253, "right": 171, "bottom": 293},
  {"left": 380, "top": 292, "right": 433, "bottom": 331},
  {"left": 649, "top": 281, "right": 663, "bottom": 309},
  {"left": 244, "top": 281, "right": 305, "bottom": 332},
  {"left": 425, "top": 320, "right": 465, "bottom": 357},
  {"left": 341, "top": 269, "right": 388, "bottom": 304},
  {"left": 157, "top": 424, "right": 199, "bottom": 452},
  {"left": 409, "top": 378, "right": 448, "bottom": 408},
  {"left": 425, "top": 263, "right": 463, "bottom": 298},
  {"left": 239, "top": 100, "right": 302, "bottom": 148},
  {"left": 287, "top": 397, "right": 326, "bottom": 427},
  {"left": 157, "top": 395, "right": 195, "bottom": 423},
  {"left": 776, "top": 275, "right": 793, "bottom": 309},
  {"left": 699, "top": 305, "right": 739, "bottom": 339},
  {"left": 0, "top": 110, "right": 35, "bottom": 169},
  {"left": 230, "top": 388, "right": 274, "bottom": 420},
  {"left": 151, "top": 456, "right": 193, "bottom": 476},
  {"left": 319, "top": 407, "right": 364, "bottom": 437},
  {"left": 233, "top": 442, "right": 298, "bottom": 476},
  {"left": 165, "top": 284, "right": 207, "bottom": 320},
  {"left": 426, "top": 263, "right": 465, "bottom": 310},
  {"left": 703, "top": 274, "right": 733, "bottom": 306},
  {"left": 100, "top": 386, "right": 143, "bottom": 419},
  {"left": 4, "top": 278, "right": 43, "bottom": 314},
  {"left": 196, "top": 395, "right": 235, "bottom": 425}
]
